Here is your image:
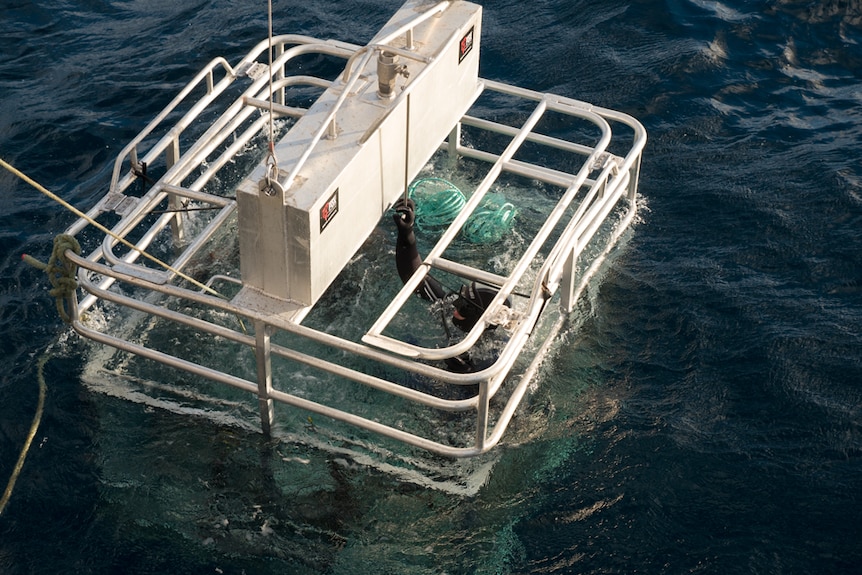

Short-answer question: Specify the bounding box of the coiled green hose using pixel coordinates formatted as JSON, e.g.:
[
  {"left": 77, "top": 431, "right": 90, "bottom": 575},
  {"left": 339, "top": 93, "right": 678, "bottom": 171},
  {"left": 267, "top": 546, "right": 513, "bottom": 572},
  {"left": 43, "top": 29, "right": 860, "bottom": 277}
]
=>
[
  {"left": 407, "top": 178, "right": 516, "bottom": 244},
  {"left": 462, "top": 193, "right": 516, "bottom": 244},
  {"left": 407, "top": 177, "right": 466, "bottom": 231}
]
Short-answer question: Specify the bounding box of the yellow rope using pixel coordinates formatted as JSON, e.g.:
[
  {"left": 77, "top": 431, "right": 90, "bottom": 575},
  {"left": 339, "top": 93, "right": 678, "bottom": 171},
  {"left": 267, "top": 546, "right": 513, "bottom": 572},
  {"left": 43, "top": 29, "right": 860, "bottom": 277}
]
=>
[
  {"left": 0, "top": 353, "right": 48, "bottom": 517},
  {"left": 0, "top": 157, "right": 222, "bottom": 298},
  {"left": 22, "top": 234, "right": 81, "bottom": 323}
]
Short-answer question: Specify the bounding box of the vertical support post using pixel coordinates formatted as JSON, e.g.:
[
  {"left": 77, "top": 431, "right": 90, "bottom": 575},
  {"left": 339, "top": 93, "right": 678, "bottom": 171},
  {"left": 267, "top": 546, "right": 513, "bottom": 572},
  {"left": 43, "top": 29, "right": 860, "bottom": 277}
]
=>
[
  {"left": 166, "top": 138, "right": 185, "bottom": 245},
  {"left": 254, "top": 320, "right": 275, "bottom": 436},
  {"left": 403, "top": 93, "right": 411, "bottom": 192},
  {"left": 628, "top": 156, "right": 642, "bottom": 203},
  {"left": 67, "top": 276, "right": 80, "bottom": 323},
  {"left": 447, "top": 123, "right": 460, "bottom": 166},
  {"left": 275, "top": 42, "right": 285, "bottom": 105},
  {"left": 474, "top": 379, "right": 490, "bottom": 452},
  {"left": 561, "top": 245, "right": 578, "bottom": 313}
]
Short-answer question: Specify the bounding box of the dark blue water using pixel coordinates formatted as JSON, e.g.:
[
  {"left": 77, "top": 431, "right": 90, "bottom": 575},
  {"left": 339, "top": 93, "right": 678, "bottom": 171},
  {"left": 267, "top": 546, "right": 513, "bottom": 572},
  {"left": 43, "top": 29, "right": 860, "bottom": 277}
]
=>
[{"left": 2, "top": 0, "right": 861, "bottom": 573}]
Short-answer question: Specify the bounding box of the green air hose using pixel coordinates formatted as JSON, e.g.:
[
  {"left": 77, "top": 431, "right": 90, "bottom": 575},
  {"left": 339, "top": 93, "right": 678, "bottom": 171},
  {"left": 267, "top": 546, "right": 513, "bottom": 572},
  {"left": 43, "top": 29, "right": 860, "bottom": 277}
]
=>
[
  {"left": 407, "top": 177, "right": 466, "bottom": 231},
  {"left": 462, "top": 192, "right": 517, "bottom": 244},
  {"left": 407, "top": 178, "right": 516, "bottom": 244}
]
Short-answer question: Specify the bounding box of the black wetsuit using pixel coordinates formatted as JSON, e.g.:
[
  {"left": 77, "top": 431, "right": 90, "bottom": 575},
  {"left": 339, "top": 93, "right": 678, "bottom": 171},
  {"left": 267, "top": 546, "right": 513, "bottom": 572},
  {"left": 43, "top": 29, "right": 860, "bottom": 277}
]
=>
[
  {"left": 393, "top": 197, "right": 447, "bottom": 301},
  {"left": 393, "top": 197, "right": 507, "bottom": 376}
]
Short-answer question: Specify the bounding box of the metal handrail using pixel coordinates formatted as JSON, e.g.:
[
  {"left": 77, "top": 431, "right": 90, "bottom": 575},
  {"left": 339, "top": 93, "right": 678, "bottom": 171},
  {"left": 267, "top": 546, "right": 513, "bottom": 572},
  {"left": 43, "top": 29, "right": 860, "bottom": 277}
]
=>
[
  {"left": 72, "top": 46, "right": 358, "bottom": 308},
  {"left": 280, "top": 1, "right": 453, "bottom": 191},
  {"left": 107, "top": 56, "right": 236, "bottom": 196}
]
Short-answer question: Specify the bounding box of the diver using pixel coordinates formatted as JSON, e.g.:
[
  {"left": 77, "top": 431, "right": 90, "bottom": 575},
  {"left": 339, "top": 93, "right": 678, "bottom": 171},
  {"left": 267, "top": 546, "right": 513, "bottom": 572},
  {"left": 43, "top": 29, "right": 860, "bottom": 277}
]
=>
[{"left": 392, "top": 196, "right": 509, "bottom": 373}]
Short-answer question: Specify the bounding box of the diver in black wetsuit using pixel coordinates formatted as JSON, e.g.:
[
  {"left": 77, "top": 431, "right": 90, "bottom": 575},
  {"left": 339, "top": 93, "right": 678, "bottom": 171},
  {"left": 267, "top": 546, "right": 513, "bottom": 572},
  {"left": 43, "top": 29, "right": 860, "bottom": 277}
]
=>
[{"left": 392, "top": 197, "right": 508, "bottom": 373}]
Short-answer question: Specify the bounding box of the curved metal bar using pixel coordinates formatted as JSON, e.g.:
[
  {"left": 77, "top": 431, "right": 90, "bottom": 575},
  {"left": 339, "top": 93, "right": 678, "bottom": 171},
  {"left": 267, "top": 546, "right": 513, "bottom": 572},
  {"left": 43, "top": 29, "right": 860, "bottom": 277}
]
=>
[
  {"left": 364, "top": 95, "right": 615, "bottom": 361},
  {"left": 108, "top": 56, "right": 235, "bottom": 195}
]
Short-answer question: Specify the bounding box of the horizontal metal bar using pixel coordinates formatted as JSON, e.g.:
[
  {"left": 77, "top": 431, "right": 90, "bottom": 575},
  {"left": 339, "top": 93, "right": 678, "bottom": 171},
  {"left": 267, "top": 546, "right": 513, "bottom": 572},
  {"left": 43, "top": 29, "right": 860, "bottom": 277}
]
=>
[
  {"left": 73, "top": 315, "right": 486, "bottom": 458},
  {"left": 67, "top": 251, "right": 494, "bottom": 386},
  {"left": 242, "top": 97, "right": 308, "bottom": 118},
  {"left": 425, "top": 257, "right": 509, "bottom": 288},
  {"left": 75, "top": 262, "right": 479, "bottom": 412},
  {"left": 460, "top": 113, "right": 597, "bottom": 157},
  {"left": 72, "top": 319, "right": 259, "bottom": 395},
  {"left": 364, "top": 97, "right": 614, "bottom": 361},
  {"left": 158, "top": 184, "right": 236, "bottom": 207}
]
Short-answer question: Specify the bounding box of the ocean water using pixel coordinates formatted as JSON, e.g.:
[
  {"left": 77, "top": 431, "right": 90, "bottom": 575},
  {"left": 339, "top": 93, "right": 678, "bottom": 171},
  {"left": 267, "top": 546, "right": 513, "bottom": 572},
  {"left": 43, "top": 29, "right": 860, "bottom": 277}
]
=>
[{"left": 1, "top": 0, "right": 861, "bottom": 573}]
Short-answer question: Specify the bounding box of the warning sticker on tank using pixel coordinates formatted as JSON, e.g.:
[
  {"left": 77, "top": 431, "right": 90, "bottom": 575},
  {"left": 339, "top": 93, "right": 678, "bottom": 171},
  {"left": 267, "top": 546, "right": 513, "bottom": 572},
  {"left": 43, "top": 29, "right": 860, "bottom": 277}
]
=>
[
  {"left": 320, "top": 188, "right": 339, "bottom": 232},
  {"left": 459, "top": 26, "right": 474, "bottom": 63}
]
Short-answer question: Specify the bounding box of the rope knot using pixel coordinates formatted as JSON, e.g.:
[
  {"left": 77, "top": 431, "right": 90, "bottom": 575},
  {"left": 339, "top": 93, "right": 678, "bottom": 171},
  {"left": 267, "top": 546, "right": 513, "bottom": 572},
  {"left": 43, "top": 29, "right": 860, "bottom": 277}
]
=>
[{"left": 22, "top": 233, "right": 82, "bottom": 323}]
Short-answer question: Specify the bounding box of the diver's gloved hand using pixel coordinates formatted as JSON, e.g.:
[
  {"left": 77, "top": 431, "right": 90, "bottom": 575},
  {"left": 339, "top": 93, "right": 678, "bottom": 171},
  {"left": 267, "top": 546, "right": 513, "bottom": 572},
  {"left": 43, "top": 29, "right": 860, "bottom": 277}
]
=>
[{"left": 392, "top": 197, "right": 416, "bottom": 232}]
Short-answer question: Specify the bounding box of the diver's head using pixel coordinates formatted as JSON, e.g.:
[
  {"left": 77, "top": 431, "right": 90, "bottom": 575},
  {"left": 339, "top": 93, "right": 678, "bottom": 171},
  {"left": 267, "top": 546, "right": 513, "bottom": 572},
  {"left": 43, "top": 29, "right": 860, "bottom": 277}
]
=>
[{"left": 452, "top": 281, "right": 505, "bottom": 332}]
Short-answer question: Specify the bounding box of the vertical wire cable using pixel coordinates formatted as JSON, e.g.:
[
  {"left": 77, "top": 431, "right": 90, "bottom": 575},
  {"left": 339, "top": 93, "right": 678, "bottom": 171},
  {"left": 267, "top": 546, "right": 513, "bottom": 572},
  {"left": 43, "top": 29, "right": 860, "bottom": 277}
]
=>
[
  {"left": 263, "top": 0, "right": 279, "bottom": 194},
  {"left": 267, "top": 0, "right": 275, "bottom": 147}
]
